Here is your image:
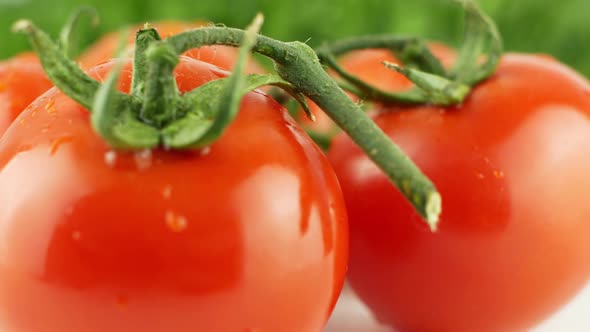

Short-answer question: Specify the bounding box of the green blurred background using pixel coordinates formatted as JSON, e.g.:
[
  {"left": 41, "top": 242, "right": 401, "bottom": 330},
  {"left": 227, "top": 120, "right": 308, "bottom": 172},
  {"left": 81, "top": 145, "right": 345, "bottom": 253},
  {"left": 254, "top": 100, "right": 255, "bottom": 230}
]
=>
[{"left": 1, "top": 0, "right": 590, "bottom": 75}]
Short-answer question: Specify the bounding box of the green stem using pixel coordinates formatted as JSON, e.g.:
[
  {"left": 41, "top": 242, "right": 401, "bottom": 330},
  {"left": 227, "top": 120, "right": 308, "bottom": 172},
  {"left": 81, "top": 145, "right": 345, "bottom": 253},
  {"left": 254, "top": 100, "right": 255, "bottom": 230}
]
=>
[
  {"left": 141, "top": 42, "right": 181, "bottom": 127},
  {"left": 59, "top": 6, "right": 99, "bottom": 58},
  {"left": 13, "top": 20, "right": 102, "bottom": 110},
  {"left": 131, "top": 27, "right": 162, "bottom": 97},
  {"left": 450, "top": 0, "right": 502, "bottom": 85},
  {"left": 317, "top": 35, "right": 446, "bottom": 76},
  {"left": 166, "top": 28, "right": 441, "bottom": 230},
  {"left": 315, "top": 36, "right": 458, "bottom": 106}
]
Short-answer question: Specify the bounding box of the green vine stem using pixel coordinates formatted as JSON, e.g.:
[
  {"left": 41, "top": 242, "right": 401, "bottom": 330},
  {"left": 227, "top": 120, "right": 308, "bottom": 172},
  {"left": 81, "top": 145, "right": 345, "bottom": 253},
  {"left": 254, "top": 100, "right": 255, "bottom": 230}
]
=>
[
  {"left": 15, "top": 14, "right": 442, "bottom": 230},
  {"left": 131, "top": 27, "right": 162, "bottom": 97},
  {"left": 59, "top": 6, "right": 100, "bottom": 58},
  {"left": 164, "top": 28, "right": 441, "bottom": 229},
  {"left": 315, "top": 0, "right": 502, "bottom": 107}
]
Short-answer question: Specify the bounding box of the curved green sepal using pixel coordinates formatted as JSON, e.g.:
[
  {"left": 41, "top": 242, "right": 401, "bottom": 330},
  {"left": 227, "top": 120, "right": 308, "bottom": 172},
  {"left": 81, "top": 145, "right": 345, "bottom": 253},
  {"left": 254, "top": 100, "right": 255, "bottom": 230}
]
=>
[
  {"left": 91, "top": 61, "right": 159, "bottom": 149},
  {"left": 450, "top": 0, "right": 503, "bottom": 85},
  {"left": 162, "top": 73, "right": 307, "bottom": 148},
  {"left": 132, "top": 28, "right": 163, "bottom": 97},
  {"left": 384, "top": 62, "right": 470, "bottom": 106},
  {"left": 13, "top": 20, "right": 102, "bottom": 110},
  {"left": 161, "top": 14, "right": 264, "bottom": 149},
  {"left": 396, "top": 40, "right": 447, "bottom": 77},
  {"left": 317, "top": 47, "right": 427, "bottom": 105},
  {"left": 59, "top": 6, "right": 100, "bottom": 58},
  {"left": 141, "top": 41, "right": 181, "bottom": 127}
]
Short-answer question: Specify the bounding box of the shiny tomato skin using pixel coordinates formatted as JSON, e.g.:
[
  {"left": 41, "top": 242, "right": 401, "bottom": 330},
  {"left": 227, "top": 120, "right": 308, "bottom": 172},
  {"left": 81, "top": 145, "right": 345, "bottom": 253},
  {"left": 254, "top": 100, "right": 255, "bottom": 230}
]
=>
[
  {"left": 329, "top": 54, "right": 590, "bottom": 332},
  {"left": 78, "top": 21, "right": 265, "bottom": 73},
  {"left": 0, "top": 52, "right": 52, "bottom": 136},
  {"left": 0, "top": 58, "right": 348, "bottom": 332}
]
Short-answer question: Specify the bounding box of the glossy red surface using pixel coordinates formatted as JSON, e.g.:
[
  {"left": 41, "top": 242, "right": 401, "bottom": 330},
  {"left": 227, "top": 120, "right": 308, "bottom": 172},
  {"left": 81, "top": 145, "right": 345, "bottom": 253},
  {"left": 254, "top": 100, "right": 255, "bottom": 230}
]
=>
[
  {"left": 329, "top": 54, "right": 590, "bottom": 332},
  {"left": 0, "top": 58, "right": 348, "bottom": 332}
]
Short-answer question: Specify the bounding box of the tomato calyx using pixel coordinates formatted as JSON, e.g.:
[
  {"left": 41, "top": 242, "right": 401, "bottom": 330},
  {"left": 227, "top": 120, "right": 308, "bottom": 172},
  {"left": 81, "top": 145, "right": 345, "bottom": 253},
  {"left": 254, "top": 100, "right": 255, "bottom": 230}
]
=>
[
  {"left": 59, "top": 6, "right": 100, "bottom": 59},
  {"left": 316, "top": 0, "right": 502, "bottom": 107},
  {"left": 14, "top": 11, "right": 442, "bottom": 230}
]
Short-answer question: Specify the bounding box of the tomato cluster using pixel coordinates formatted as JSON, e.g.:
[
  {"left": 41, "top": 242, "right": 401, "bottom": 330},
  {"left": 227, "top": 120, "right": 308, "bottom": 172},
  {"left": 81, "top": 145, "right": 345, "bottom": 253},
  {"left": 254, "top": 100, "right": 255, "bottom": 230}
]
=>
[{"left": 1, "top": 4, "right": 590, "bottom": 332}]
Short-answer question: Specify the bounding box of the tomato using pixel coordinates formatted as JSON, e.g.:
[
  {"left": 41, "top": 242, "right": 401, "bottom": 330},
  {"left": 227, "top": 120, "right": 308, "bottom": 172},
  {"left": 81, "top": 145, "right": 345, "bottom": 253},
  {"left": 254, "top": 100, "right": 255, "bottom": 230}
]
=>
[
  {"left": 0, "top": 57, "right": 348, "bottom": 332},
  {"left": 300, "top": 43, "right": 454, "bottom": 135},
  {"left": 78, "top": 21, "right": 266, "bottom": 73},
  {"left": 0, "top": 52, "right": 52, "bottom": 136},
  {"left": 328, "top": 54, "right": 590, "bottom": 332}
]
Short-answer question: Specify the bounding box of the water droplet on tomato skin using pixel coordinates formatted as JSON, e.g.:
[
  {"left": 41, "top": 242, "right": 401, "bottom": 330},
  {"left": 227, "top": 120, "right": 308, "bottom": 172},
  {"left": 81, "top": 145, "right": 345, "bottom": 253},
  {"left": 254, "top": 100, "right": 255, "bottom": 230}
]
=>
[
  {"left": 165, "top": 211, "right": 188, "bottom": 233},
  {"left": 16, "top": 144, "right": 32, "bottom": 153},
  {"left": 493, "top": 170, "right": 505, "bottom": 179},
  {"left": 44, "top": 98, "right": 56, "bottom": 114},
  {"left": 134, "top": 149, "right": 153, "bottom": 170},
  {"left": 49, "top": 136, "right": 74, "bottom": 155},
  {"left": 199, "top": 146, "right": 211, "bottom": 156},
  {"left": 71, "top": 231, "right": 81, "bottom": 241},
  {"left": 162, "top": 185, "right": 173, "bottom": 200},
  {"left": 104, "top": 150, "right": 117, "bottom": 167}
]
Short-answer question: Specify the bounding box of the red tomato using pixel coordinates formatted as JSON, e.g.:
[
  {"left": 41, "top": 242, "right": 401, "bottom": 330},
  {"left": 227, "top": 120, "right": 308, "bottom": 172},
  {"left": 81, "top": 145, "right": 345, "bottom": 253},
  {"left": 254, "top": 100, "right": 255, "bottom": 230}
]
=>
[
  {"left": 0, "top": 57, "right": 348, "bottom": 332},
  {"left": 0, "top": 52, "right": 52, "bottom": 136},
  {"left": 329, "top": 54, "right": 590, "bottom": 332},
  {"left": 78, "top": 21, "right": 266, "bottom": 73},
  {"left": 300, "top": 43, "right": 455, "bottom": 135}
]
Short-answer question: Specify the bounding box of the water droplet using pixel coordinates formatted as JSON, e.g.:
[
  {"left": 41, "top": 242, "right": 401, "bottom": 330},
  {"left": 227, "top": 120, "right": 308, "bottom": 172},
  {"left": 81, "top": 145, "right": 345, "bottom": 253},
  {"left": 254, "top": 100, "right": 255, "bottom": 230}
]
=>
[
  {"left": 493, "top": 170, "right": 504, "bottom": 179},
  {"left": 104, "top": 150, "right": 117, "bottom": 167},
  {"left": 72, "top": 231, "right": 81, "bottom": 241},
  {"left": 162, "top": 185, "right": 173, "bottom": 200},
  {"left": 199, "top": 146, "right": 211, "bottom": 156},
  {"left": 45, "top": 99, "right": 56, "bottom": 114},
  {"left": 476, "top": 172, "right": 485, "bottom": 179},
  {"left": 165, "top": 211, "right": 188, "bottom": 233},
  {"left": 17, "top": 144, "right": 32, "bottom": 153},
  {"left": 134, "top": 149, "right": 153, "bottom": 170},
  {"left": 49, "top": 136, "right": 73, "bottom": 155}
]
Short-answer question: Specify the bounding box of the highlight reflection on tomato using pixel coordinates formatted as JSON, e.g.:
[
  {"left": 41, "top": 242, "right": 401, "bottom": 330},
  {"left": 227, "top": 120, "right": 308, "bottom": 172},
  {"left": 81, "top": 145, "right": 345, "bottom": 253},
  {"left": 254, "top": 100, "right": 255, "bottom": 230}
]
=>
[
  {"left": 0, "top": 58, "right": 348, "bottom": 332},
  {"left": 329, "top": 54, "right": 590, "bottom": 332}
]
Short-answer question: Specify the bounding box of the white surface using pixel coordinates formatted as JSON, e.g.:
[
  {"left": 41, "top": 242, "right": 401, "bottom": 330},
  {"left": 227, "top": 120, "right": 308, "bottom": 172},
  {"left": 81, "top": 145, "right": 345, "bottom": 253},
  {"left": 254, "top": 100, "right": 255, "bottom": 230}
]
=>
[{"left": 324, "top": 281, "right": 590, "bottom": 332}]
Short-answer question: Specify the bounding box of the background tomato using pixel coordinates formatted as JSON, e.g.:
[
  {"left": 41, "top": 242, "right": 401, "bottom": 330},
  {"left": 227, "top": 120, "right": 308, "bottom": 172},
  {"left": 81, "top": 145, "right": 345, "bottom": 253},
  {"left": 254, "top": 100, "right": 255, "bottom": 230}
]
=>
[
  {"left": 0, "top": 58, "right": 348, "bottom": 332},
  {"left": 0, "top": 52, "right": 52, "bottom": 136},
  {"left": 328, "top": 54, "right": 590, "bottom": 332},
  {"left": 78, "top": 20, "right": 266, "bottom": 72}
]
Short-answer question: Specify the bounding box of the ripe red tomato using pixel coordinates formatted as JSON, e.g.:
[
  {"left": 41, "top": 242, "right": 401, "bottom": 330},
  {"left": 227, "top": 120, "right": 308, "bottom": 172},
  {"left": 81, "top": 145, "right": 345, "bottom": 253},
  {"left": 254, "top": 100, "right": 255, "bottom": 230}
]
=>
[
  {"left": 300, "top": 43, "right": 454, "bottom": 135},
  {"left": 78, "top": 21, "right": 266, "bottom": 73},
  {"left": 329, "top": 54, "right": 590, "bottom": 332},
  {"left": 0, "top": 57, "right": 348, "bottom": 332},
  {"left": 0, "top": 52, "right": 52, "bottom": 136}
]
